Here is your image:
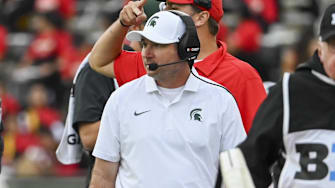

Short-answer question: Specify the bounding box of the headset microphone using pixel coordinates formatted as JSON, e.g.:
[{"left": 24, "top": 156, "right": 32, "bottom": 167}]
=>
[
  {"left": 148, "top": 63, "right": 159, "bottom": 71},
  {"left": 147, "top": 59, "right": 186, "bottom": 71}
]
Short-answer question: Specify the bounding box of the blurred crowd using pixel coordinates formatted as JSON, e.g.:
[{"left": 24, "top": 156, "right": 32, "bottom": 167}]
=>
[{"left": 0, "top": 0, "right": 333, "bottom": 177}]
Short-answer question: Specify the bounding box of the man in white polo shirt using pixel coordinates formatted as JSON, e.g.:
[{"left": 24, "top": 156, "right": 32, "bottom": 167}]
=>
[{"left": 90, "top": 10, "right": 246, "bottom": 188}]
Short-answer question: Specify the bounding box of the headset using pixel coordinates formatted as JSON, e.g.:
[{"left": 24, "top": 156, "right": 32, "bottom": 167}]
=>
[
  {"left": 148, "top": 10, "right": 200, "bottom": 71},
  {"left": 171, "top": 10, "right": 200, "bottom": 63}
]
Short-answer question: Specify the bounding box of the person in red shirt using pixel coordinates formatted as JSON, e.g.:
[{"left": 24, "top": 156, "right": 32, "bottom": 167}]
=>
[{"left": 89, "top": 0, "right": 266, "bottom": 133}]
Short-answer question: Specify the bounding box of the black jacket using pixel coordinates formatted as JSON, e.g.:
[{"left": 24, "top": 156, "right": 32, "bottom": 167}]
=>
[{"left": 239, "top": 51, "right": 335, "bottom": 187}]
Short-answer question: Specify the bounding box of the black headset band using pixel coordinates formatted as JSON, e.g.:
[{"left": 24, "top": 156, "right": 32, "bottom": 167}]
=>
[{"left": 167, "top": 10, "right": 200, "bottom": 62}]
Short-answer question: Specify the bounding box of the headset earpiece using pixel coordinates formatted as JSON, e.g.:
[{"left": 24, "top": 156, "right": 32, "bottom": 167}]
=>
[{"left": 168, "top": 11, "right": 200, "bottom": 65}]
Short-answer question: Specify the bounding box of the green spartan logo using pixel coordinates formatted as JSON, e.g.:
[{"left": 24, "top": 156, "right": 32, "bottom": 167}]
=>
[
  {"left": 190, "top": 108, "right": 202, "bottom": 122},
  {"left": 147, "top": 16, "right": 159, "bottom": 27}
]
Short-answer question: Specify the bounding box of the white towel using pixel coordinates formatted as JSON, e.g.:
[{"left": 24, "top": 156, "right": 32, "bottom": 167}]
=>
[{"left": 56, "top": 54, "right": 90, "bottom": 164}]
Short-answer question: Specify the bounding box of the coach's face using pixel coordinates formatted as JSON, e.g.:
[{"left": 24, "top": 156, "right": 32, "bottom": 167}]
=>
[
  {"left": 318, "top": 36, "right": 335, "bottom": 80},
  {"left": 141, "top": 38, "right": 181, "bottom": 78}
]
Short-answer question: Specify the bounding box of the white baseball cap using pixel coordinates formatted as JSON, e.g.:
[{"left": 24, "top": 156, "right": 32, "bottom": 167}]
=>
[{"left": 126, "top": 10, "right": 187, "bottom": 44}]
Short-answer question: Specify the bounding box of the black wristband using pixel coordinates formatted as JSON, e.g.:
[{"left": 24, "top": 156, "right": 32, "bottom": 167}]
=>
[{"left": 119, "top": 19, "right": 130, "bottom": 27}]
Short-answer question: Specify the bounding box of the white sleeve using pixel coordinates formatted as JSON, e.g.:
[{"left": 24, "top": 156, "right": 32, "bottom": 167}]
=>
[
  {"left": 220, "top": 94, "right": 246, "bottom": 152},
  {"left": 93, "top": 92, "right": 121, "bottom": 162}
]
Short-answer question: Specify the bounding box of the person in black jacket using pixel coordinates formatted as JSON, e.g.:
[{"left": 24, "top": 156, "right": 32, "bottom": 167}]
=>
[
  {"left": 220, "top": 3, "right": 335, "bottom": 188},
  {"left": 72, "top": 59, "right": 116, "bottom": 188}
]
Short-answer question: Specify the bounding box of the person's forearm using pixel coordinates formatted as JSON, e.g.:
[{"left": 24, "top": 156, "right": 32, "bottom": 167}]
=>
[
  {"left": 90, "top": 170, "right": 115, "bottom": 188},
  {"left": 89, "top": 0, "right": 147, "bottom": 78},
  {"left": 89, "top": 159, "right": 119, "bottom": 188},
  {"left": 89, "top": 19, "right": 129, "bottom": 78},
  {"left": 79, "top": 121, "right": 101, "bottom": 151}
]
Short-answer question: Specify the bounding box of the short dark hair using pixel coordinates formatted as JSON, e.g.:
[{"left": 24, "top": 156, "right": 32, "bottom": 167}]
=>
[{"left": 190, "top": 5, "right": 219, "bottom": 36}]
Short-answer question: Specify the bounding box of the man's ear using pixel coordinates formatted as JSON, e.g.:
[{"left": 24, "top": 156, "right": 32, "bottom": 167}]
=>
[{"left": 193, "top": 11, "right": 210, "bottom": 27}]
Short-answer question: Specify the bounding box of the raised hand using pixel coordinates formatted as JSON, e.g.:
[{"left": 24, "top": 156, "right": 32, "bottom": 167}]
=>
[{"left": 119, "top": 0, "right": 148, "bottom": 27}]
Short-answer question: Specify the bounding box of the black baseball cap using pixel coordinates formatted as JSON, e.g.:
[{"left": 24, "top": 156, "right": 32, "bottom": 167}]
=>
[{"left": 320, "top": 4, "right": 335, "bottom": 41}]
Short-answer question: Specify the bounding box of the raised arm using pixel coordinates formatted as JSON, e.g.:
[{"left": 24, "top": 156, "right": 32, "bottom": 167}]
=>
[{"left": 89, "top": 0, "right": 147, "bottom": 78}]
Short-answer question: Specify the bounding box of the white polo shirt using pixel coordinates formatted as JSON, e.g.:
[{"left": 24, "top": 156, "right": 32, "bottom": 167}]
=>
[{"left": 93, "top": 72, "right": 246, "bottom": 188}]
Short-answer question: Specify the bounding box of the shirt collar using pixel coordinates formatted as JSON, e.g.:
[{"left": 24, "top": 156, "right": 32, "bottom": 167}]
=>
[
  {"left": 297, "top": 51, "right": 327, "bottom": 76},
  {"left": 144, "top": 69, "right": 200, "bottom": 93},
  {"left": 311, "top": 70, "right": 335, "bottom": 86},
  {"left": 193, "top": 41, "right": 227, "bottom": 76},
  {"left": 145, "top": 75, "right": 159, "bottom": 93},
  {"left": 184, "top": 67, "right": 200, "bottom": 92},
  {"left": 297, "top": 51, "right": 335, "bottom": 86}
]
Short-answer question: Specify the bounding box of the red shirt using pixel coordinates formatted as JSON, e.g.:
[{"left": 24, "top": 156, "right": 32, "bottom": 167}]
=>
[
  {"left": 36, "top": 107, "right": 61, "bottom": 128},
  {"left": 232, "top": 19, "right": 263, "bottom": 52},
  {"left": 1, "top": 93, "right": 20, "bottom": 118},
  {"left": 26, "top": 31, "right": 60, "bottom": 62},
  {"left": 26, "top": 30, "right": 73, "bottom": 65},
  {"left": 114, "top": 41, "right": 266, "bottom": 133}
]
